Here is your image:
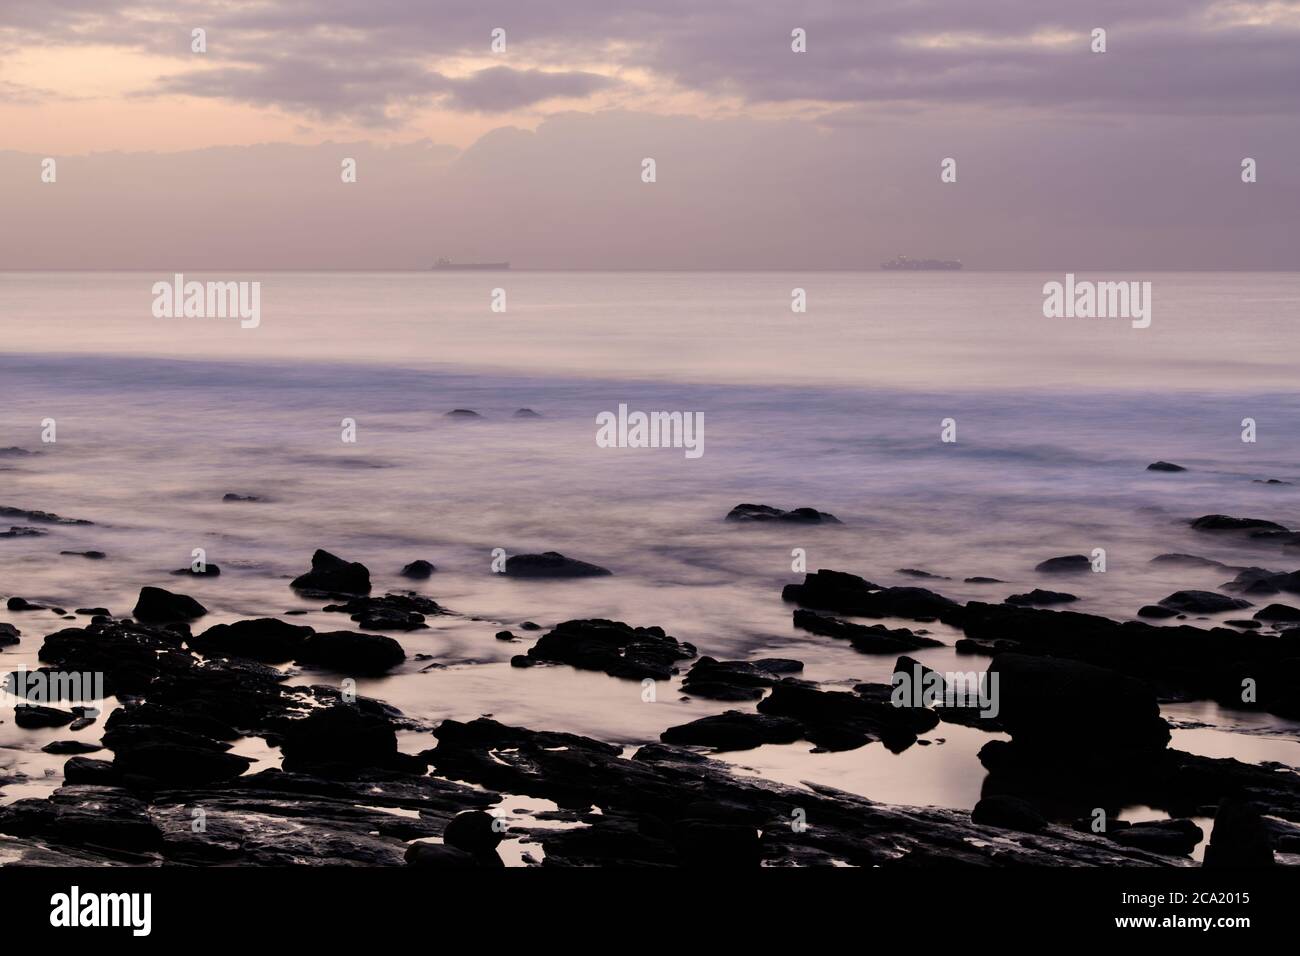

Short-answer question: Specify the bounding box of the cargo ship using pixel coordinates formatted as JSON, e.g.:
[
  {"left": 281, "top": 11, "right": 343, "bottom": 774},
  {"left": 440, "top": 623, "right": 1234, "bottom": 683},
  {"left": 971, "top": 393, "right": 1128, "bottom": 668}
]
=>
[
  {"left": 881, "top": 255, "right": 962, "bottom": 271},
  {"left": 432, "top": 257, "right": 510, "bottom": 270}
]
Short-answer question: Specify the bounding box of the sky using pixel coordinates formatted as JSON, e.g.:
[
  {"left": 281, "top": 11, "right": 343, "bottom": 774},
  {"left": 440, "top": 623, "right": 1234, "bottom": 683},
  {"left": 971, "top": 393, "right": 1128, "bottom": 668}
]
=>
[{"left": 1, "top": 0, "right": 1298, "bottom": 269}]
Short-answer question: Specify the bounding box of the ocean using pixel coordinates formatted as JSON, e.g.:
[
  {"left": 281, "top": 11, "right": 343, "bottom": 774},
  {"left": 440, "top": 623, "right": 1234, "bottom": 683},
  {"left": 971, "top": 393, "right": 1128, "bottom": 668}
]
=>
[{"left": 2, "top": 271, "right": 1298, "bottom": 859}]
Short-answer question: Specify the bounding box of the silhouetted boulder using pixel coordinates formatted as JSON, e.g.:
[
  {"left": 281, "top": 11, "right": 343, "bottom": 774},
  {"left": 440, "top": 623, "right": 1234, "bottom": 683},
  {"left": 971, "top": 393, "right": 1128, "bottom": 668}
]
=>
[
  {"left": 291, "top": 549, "right": 371, "bottom": 595},
  {"left": 132, "top": 586, "right": 207, "bottom": 623}
]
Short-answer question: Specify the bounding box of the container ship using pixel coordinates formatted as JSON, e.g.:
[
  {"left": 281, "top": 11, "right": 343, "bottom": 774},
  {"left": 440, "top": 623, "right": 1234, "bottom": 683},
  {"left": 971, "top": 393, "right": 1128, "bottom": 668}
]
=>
[
  {"left": 432, "top": 258, "right": 510, "bottom": 270},
  {"left": 881, "top": 255, "right": 962, "bottom": 271}
]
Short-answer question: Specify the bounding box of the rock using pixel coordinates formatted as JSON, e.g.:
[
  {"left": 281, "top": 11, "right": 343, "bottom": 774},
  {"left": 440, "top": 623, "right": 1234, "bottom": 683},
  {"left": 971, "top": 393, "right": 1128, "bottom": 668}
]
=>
[
  {"left": 513, "top": 408, "right": 542, "bottom": 419},
  {"left": 1191, "top": 514, "right": 1288, "bottom": 532},
  {"left": 0, "top": 622, "right": 19, "bottom": 645},
  {"left": 0, "top": 447, "right": 34, "bottom": 456},
  {"left": 514, "top": 619, "right": 695, "bottom": 680},
  {"left": 442, "top": 810, "right": 505, "bottom": 855},
  {"left": 0, "top": 786, "right": 161, "bottom": 853},
  {"left": 14, "top": 704, "right": 76, "bottom": 729},
  {"left": 792, "top": 609, "right": 942, "bottom": 652},
  {"left": 0, "top": 526, "right": 45, "bottom": 538},
  {"left": 1202, "top": 800, "right": 1275, "bottom": 867},
  {"left": 6, "top": 597, "right": 43, "bottom": 611},
  {"left": 113, "top": 743, "right": 251, "bottom": 786},
  {"left": 400, "top": 559, "right": 436, "bottom": 579},
  {"left": 444, "top": 409, "right": 482, "bottom": 419},
  {"left": 679, "top": 656, "right": 802, "bottom": 700},
  {"left": 1005, "top": 589, "right": 1077, "bottom": 606},
  {"left": 405, "top": 842, "right": 482, "bottom": 868},
  {"left": 756, "top": 681, "right": 939, "bottom": 752},
  {"left": 190, "top": 618, "right": 314, "bottom": 663},
  {"left": 502, "top": 551, "right": 612, "bottom": 578},
  {"left": 1157, "top": 590, "right": 1251, "bottom": 614},
  {"left": 290, "top": 549, "right": 372, "bottom": 595},
  {"left": 783, "top": 570, "right": 964, "bottom": 625},
  {"left": 896, "top": 568, "right": 949, "bottom": 579},
  {"left": 964, "top": 576, "right": 1004, "bottom": 583},
  {"left": 60, "top": 550, "right": 106, "bottom": 559},
  {"left": 74, "top": 608, "right": 109, "bottom": 616},
  {"left": 1110, "top": 819, "right": 1203, "bottom": 856},
  {"left": 660, "top": 711, "right": 804, "bottom": 751},
  {"left": 519, "top": 621, "right": 541, "bottom": 630},
  {"left": 1227, "top": 619, "right": 1262, "bottom": 629},
  {"left": 222, "top": 493, "right": 260, "bottom": 502},
  {"left": 0, "top": 506, "right": 92, "bottom": 525},
  {"left": 1254, "top": 603, "right": 1300, "bottom": 622},
  {"left": 1221, "top": 567, "right": 1300, "bottom": 595},
  {"left": 41, "top": 738, "right": 101, "bottom": 754},
  {"left": 296, "top": 630, "right": 405, "bottom": 675},
  {"left": 1035, "top": 554, "right": 1092, "bottom": 573},
  {"left": 1151, "top": 553, "right": 1231, "bottom": 569},
  {"left": 971, "top": 795, "right": 1047, "bottom": 833},
  {"left": 988, "top": 653, "right": 1170, "bottom": 753},
  {"left": 279, "top": 704, "right": 401, "bottom": 773},
  {"left": 322, "top": 593, "right": 442, "bottom": 631},
  {"left": 1137, "top": 604, "right": 1179, "bottom": 619},
  {"left": 171, "top": 563, "right": 221, "bottom": 576},
  {"left": 1254, "top": 478, "right": 1292, "bottom": 485},
  {"left": 132, "top": 586, "right": 207, "bottom": 622},
  {"left": 725, "top": 503, "right": 840, "bottom": 523},
  {"left": 1147, "top": 461, "right": 1187, "bottom": 472}
]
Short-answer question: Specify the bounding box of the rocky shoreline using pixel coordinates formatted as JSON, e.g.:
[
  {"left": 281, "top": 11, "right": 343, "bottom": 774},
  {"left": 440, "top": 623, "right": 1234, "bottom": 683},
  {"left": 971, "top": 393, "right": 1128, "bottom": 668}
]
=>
[{"left": 1, "top": 503, "right": 1298, "bottom": 867}]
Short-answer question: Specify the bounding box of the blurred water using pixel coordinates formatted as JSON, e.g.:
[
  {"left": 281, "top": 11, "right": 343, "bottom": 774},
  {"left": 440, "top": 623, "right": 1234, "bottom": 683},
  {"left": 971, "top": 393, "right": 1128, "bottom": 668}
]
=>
[{"left": 0, "top": 271, "right": 1297, "bottom": 822}]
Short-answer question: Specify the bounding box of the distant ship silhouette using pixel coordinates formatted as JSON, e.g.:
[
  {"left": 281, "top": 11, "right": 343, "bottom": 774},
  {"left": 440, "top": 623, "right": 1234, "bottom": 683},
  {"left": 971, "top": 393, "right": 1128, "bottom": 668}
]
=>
[
  {"left": 881, "top": 255, "right": 962, "bottom": 271},
  {"left": 432, "top": 257, "right": 510, "bottom": 270}
]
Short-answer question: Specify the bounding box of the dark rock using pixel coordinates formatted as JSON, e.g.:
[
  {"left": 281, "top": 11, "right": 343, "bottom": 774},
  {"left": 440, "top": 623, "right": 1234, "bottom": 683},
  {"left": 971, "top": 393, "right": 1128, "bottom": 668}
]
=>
[
  {"left": 515, "top": 619, "right": 695, "bottom": 680},
  {"left": 14, "top": 705, "right": 76, "bottom": 729},
  {"left": 1151, "top": 553, "right": 1231, "bottom": 569},
  {"left": 74, "top": 607, "right": 109, "bottom": 616},
  {"left": 1254, "top": 603, "right": 1300, "bottom": 622},
  {"left": 442, "top": 809, "right": 505, "bottom": 855},
  {"left": 964, "top": 576, "right": 1004, "bottom": 583},
  {"left": 171, "top": 563, "right": 221, "bottom": 577},
  {"left": 1005, "top": 589, "right": 1077, "bottom": 606},
  {"left": 290, "top": 549, "right": 372, "bottom": 595},
  {"left": 60, "top": 550, "right": 106, "bottom": 559},
  {"left": 405, "top": 842, "right": 482, "bottom": 868},
  {"left": 1110, "top": 818, "right": 1203, "bottom": 856},
  {"left": 503, "top": 551, "right": 612, "bottom": 578},
  {"left": 0, "top": 786, "right": 161, "bottom": 853},
  {"left": 0, "top": 526, "right": 45, "bottom": 538},
  {"left": 895, "top": 568, "right": 949, "bottom": 579},
  {"left": 1203, "top": 800, "right": 1275, "bottom": 867},
  {"left": 132, "top": 586, "right": 207, "bottom": 623},
  {"left": 513, "top": 408, "right": 543, "bottom": 419},
  {"left": 113, "top": 743, "right": 251, "bottom": 786},
  {"left": 680, "top": 656, "right": 803, "bottom": 700},
  {"left": 1137, "top": 604, "right": 1179, "bottom": 619},
  {"left": 1157, "top": 590, "right": 1251, "bottom": 614},
  {"left": 400, "top": 559, "right": 436, "bottom": 579},
  {"left": 971, "top": 795, "right": 1046, "bottom": 833},
  {"left": 660, "top": 711, "right": 804, "bottom": 751},
  {"left": 1191, "top": 515, "right": 1288, "bottom": 532},
  {"left": 63, "top": 757, "right": 119, "bottom": 785},
  {"left": 222, "top": 493, "right": 261, "bottom": 502},
  {"left": 783, "top": 570, "right": 964, "bottom": 625},
  {"left": 518, "top": 621, "right": 541, "bottom": 631},
  {"left": 495, "top": 630, "right": 516, "bottom": 641},
  {"left": 1146, "top": 461, "right": 1187, "bottom": 472},
  {"left": 6, "top": 597, "right": 43, "bottom": 611},
  {"left": 725, "top": 503, "right": 840, "bottom": 523},
  {"left": 1035, "top": 554, "right": 1092, "bottom": 573},
  {"left": 280, "top": 704, "right": 400, "bottom": 773},
  {"left": 792, "top": 608, "right": 942, "bottom": 653},
  {"left": 322, "top": 592, "right": 442, "bottom": 631},
  {"left": 444, "top": 409, "right": 482, "bottom": 419},
  {"left": 1227, "top": 619, "right": 1262, "bottom": 629},
  {"left": 0, "top": 506, "right": 92, "bottom": 525},
  {"left": 757, "top": 681, "right": 939, "bottom": 752},
  {"left": 190, "top": 618, "right": 314, "bottom": 663},
  {"left": 0, "top": 622, "right": 19, "bottom": 645},
  {"left": 296, "top": 630, "right": 405, "bottom": 675}
]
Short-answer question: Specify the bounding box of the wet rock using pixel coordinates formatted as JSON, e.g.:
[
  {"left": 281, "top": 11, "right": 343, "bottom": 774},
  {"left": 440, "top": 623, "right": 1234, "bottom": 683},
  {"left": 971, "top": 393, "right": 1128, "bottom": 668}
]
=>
[
  {"left": 1254, "top": 478, "right": 1292, "bottom": 485},
  {"left": 680, "top": 656, "right": 802, "bottom": 700},
  {"left": 895, "top": 568, "right": 949, "bottom": 579},
  {"left": 74, "top": 607, "right": 108, "bottom": 616},
  {"left": 725, "top": 503, "right": 840, "bottom": 523},
  {"left": 518, "top": 621, "right": 541, "bottom": 631},
  {"left": 783, "top": 570, "right": 964, "bottom": 625},
  {"left": 42, "top": 739, "right": 102, "bottom": 755},
  {"left": 495, "top": 630, "right": 516, "bottom": 641},
  {"left": 660, "top": 711, "right": 804, "bottom": 751},
  {"left": 1137, "top": 604, "right": 1179, "bottom": 619},
  {"left": 0, "top": 786, "right": 161, "bottom": 854},
  {"left": 1151, "top": 553, "right": 1231, "bottom": 569},
  {"left": 1191, "top": 514, "right": 1288, "bottom": 532},
  {"left": 1005, "top": 589, "right": 1077, "bottom": 606},
  {"left": 503, "top": 551, "right": 612, "bottom": 578},
  {"left": 60, "top": 550, "right": 106, "bottom": 559},
  {"left": 132, "top": 586, "right": 207, "bottom": 623},
  {"left": 0, "top": 622, "right": 19, "bottom": 645},
  {"left": 6, "top": 597, "right": 43, "bottom": 611},
  {"left": 1157, "top": 590, "right": 1251, "bottom": 614},
  {"left": 1147, "top": 461, "right": 1187, "bottom": 472},
  {"left": 757, "top": 680, "right": 939, "bottom": 752},
  {"left": 405, "top": 842, "right": 482, "bottom": 867},
  {"left": 1110, "top": 819, "right": 1203, "bottom": 856},
  {"left": 190, "top": 618, "right": 314, "bottom": 663},
  {"left": 971, "top": 795, "right": 1046, "bottom": 833},
  {"left": 0, "top": 506, "right": 93, "bottom": 525},
  {"left": 1035, "top": 554, "right": 1092, "bottom": 574},
  {"left": 291, "top": 549, "right": 372, "bottom": 595},
  {"left": 0, "top": 526, "right": 45, "bottom": 538},
  {"left": 171, "top": 563, "right": 221, "bottom": 576},
  {"left": 279, "top": 704, "right": 402, "bottom": 774},
  {"left": 296, "top": 630, "right": 406, "bottom": 675},
  {"left": 513, "top": 408, "right": 543, "bottom": 419},
  {"left": 113, "top": 743, "right": 252, "bottom": 786},
  {"left": 1227, "top": 619, "right": 1262, "bottom": 629},
  {"left": 792, "top": 608, "right": 942, "bottom": 653},
  {"left": 443, "top": 809, "right": 505, "bottom": 856},
  {"left": 400, "top": 559, "right": 436, "bottom": 579},
  {"left": 14, "top": 704, "right": 76, "bottom": 729},
  {"left": 964, "top": 576, "right": 1004, "bottom": 583},
  {"left": 513, "top": 618, "right": 695, "bottom": 680},
  {"left": 322, "top": 592, "right": 442, "bottom": 631},
  {"left": 222, "top": 493, "right": 261, "bottom": 502},
  {"left": 444, "top": 409, "right": 482, "bottom": 419},
  {"left": 1254, "top": 603, "right": 1300, "bottom": 622},
  {"left": 1203, "top": 800, "right": 1275, "bottom": 868}
]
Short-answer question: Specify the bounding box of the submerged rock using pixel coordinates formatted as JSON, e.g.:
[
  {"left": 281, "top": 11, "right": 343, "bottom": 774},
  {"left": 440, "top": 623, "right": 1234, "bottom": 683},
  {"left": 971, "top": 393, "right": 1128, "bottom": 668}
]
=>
[
  {"left": 291, "top": 549, "right": 372, "bottom": 595},
  {"left": 132, "top": 586, "right": 207, "bottom": 623},
  {"left": 725, "top": 503, "right": 840, "bottom": 523},
  {"left": 512, "top": 618, "right": 695, "bottom": 680},
  {"left": 295, "top": 630, "right": 406, "bottom": 675},
  {"left": 756, "top": 680, "right": 939, "bottom": 752},
  {"left": 60, "top": 550, "right": 106, "bottom": 560},
  {"left": 400, "top": 559, "right": 436, "bottom": 579},
  {"left": 1034, "top": 554, "right": 1092, "bottom": 574},
  {"left": 1005, "top": 589, "right": 1077, "bottom": 606},
  {"left": 512, "top": 408, "right": 542, "bottom": 419},
  {"left": 503, "top": 551, "right": 611, "bottom": 578},
  {"left": 1191, "top": 514, "right": 1288, "bottom": 532},
  {"left": 222, "top": 493, "right": 261, "bottom": 502},
  {"left": 190, "top": 618, "right": 314, "bottom": 663},
  {"left": 792, "top": 609, "right": 942, "bottom": 653},
  {"left": 660, "top": 711, "right": 804, "bottom": 751},
  {"left": 0, "top": 506, "right": 93, "bottom": 525},
  {"left": 1157, "top": 590, "right": 1251, "bottom": 614},
  {"left": 1146, "top": 461, "right": 1187, "bottom": 472},
  {"left": 1254, "top": 603, "right": 1300, "bottom": 622},
  {"left": 171, "top": 563, "right": 221, "bottom": 576},
  {"left": 679, "top": 656, "right": 802, "bottom": 700},
  {"left": 14, "top": 705, "right": 76, "bottom": 729},
  {"left": 783, "top": 570, "right": 964, "bottom": 625},
  {"left": 444, "top": 409, "right": 482, "bottom": 419},
  {"left": 322, "top": 592, "right": 443, "bottom": 631}
]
